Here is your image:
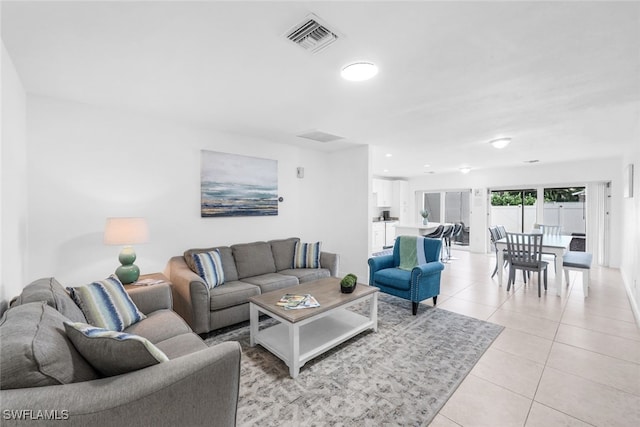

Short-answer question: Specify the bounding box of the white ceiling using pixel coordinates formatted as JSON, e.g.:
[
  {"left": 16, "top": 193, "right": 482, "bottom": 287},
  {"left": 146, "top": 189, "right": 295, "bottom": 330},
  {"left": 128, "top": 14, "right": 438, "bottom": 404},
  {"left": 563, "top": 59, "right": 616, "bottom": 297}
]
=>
[{"left": 2, "top": 1, "right": 639, "bottom": 177}]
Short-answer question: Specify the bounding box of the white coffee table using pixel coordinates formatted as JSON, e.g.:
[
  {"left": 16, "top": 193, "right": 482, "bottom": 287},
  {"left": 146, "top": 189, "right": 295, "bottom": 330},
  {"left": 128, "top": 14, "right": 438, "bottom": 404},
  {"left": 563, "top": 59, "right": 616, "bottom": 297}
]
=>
[{"left": 249, "top": 277, "right": 378, "bottom": 378}]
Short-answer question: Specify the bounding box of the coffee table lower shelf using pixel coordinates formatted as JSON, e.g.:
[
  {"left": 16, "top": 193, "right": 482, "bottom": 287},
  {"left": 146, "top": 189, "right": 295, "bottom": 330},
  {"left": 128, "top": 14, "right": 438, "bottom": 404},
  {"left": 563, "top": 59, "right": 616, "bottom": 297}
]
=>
[{"left": 249, "top": 295, "right": 377, "bottom": 378}]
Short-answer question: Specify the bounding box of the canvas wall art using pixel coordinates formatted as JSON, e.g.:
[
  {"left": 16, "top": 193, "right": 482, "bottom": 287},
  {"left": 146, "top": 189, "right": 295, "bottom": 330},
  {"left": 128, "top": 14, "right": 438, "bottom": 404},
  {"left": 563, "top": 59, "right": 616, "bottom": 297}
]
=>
[{"left": 201, "top": 150, "right": 278, "bottom": 217}]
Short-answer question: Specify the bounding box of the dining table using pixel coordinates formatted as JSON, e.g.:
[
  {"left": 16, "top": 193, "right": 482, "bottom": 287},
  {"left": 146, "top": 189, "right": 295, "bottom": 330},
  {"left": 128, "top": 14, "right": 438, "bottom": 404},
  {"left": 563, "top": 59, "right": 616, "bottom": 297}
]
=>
[{"left": 495, "top": 234, "right": 573, "bottom": 296}]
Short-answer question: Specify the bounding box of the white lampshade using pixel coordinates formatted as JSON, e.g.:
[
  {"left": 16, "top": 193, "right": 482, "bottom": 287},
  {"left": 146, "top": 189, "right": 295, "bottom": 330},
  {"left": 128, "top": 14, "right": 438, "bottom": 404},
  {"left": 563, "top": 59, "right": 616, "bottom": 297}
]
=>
[{"left": 104, "top": 217, "right": 149, "bottom": 245}]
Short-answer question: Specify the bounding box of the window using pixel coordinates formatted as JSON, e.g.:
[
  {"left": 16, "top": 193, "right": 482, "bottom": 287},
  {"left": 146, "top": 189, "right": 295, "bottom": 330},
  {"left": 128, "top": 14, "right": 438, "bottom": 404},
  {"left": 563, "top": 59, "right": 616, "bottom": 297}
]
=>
[
  {"left": 421, "top": 190, "right": 471, "bottom": 247},
  {"left": 490, "top": 189, "right": 537, "bottom": 232},
  {"left": 422, "top": 193, "right": 441, "bottom": 223}
]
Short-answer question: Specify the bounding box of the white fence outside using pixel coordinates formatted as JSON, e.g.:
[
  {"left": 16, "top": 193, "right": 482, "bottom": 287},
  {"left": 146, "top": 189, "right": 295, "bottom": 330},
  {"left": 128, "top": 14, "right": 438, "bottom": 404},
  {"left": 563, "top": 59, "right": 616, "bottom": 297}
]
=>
[{"left": 491, "top": 202, "right": 586, "bottom": 234}]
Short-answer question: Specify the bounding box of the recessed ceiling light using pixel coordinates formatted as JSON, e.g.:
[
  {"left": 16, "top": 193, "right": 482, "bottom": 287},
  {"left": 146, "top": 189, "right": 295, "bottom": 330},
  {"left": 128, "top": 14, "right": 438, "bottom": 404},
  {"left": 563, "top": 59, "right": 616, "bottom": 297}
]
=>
[
  {"left": 460, "top": 167, "right": 472, "bottom": 174},
  {"left": 385, "top": 153, "right": 392, "bottom": 157},
  {"left": 341, "top": 62, "right": 378, "bottom": 81},
  {"left": 423, "top": 164, "right": 431, "bottom": 168},
  {"left": 489, "top": 137, "right": 511, "bottom": 149},
  {"left": 383, "top": 169, "right": 389, "bottom": 172}
]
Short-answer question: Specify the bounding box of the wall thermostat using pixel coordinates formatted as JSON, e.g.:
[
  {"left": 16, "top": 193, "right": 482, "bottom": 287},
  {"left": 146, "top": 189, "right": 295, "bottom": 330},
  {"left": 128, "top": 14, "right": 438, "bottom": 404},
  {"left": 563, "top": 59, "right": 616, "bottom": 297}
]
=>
[{"left": 296, "top": 167, "right": 304, "bottom": 178}]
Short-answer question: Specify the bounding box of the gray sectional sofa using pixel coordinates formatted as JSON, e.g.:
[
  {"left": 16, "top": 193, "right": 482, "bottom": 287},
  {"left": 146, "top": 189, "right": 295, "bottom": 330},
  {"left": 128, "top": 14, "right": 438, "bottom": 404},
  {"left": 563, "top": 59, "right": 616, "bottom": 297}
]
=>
[
  {"left": 168, "top": 237, "right": 339, "bottom": 334},
  {"left": 0, "top": 278, "right": 241, "bottom": 427}
]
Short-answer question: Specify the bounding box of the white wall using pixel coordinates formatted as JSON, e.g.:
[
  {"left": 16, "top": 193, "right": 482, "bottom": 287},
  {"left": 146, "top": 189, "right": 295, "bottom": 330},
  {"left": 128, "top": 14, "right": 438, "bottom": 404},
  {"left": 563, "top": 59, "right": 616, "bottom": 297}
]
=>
[
  {"left": 620, "top": 150, "right": 640, "bottom": 323},
  {"left": 1, "top": 42, "right": 28, "bottom": 310},
  {"left": 25, "top": 95, "right": 366, "bottom": 288},
  {"left": 407, "top": 158, "right": 623, "bottom": 267},
  {"left": 326, "top": 145, "right": 371, "bottom": 281}
]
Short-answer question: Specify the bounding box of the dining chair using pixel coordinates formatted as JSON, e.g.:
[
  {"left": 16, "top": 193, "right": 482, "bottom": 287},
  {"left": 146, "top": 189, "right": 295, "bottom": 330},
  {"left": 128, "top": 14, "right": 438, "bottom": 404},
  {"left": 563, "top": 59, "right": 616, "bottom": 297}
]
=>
[
  {"left": 539, "top": 224, "right": 562, "bottom": 236},
  {"left": 489, "top": 227, "right": 504, "bottom": 278},
  {"left": 489, "top": 225, "right": 510, "bottom": 278},
  {"left": 538, "top": 224, "right": 562, "bottom": 271},
  {"left": 505, "top": 232, "right": 548, "bottom": 297}
]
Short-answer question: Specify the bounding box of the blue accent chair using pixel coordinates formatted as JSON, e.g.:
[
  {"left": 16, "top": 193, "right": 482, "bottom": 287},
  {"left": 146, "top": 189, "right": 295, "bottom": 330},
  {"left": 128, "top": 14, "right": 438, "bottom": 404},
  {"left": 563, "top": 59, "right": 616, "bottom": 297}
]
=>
[{"left": 368, "top": 236, "right": 445, "bottom": 315}]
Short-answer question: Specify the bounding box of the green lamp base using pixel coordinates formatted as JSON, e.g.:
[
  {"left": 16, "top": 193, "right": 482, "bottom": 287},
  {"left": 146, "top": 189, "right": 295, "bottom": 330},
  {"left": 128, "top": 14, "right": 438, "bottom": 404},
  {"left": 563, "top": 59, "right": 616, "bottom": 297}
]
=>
[{"left": 115, "top": 246, "right": 140, "bottom": 284}]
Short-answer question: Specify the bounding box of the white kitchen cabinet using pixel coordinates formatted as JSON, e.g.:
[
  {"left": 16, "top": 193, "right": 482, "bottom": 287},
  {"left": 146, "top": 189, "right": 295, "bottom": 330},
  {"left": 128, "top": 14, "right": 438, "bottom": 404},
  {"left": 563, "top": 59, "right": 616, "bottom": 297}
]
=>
[
  {"left": 372, "top": 222, "right": 385, "bottom": 252},
  {"left": 391, "top": 180, "right": 409, "bottom": 222},
  {"left": 373, "top": 179, "right": 393, "bottom": 207},
  {"left": 385, "top": 222, "right": 397, "bottom": 246}
]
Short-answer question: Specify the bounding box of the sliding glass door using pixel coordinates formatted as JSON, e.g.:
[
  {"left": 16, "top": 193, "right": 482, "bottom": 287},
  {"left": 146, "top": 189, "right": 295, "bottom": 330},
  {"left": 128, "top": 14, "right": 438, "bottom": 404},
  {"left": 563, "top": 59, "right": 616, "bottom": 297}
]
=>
[
  {"left": 542, "top": 187, "right": 586, "bottom": 234},
  {"left": 490, "top": 189, "right": 537, "bottom": 232},
  {"left": 422, "top": 190, "right": 471, "bottom": 247}
]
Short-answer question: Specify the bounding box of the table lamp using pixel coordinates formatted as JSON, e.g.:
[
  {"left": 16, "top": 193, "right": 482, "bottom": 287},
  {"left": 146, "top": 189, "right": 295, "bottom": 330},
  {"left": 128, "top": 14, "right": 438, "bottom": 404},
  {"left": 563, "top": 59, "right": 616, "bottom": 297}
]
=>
[{"left": 104, "top": 217, "right": 149, "bottom": 284}]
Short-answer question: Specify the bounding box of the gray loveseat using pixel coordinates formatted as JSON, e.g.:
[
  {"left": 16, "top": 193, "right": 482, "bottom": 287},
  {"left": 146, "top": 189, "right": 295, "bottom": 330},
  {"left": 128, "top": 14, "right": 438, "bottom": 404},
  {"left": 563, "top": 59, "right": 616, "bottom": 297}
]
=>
[
  {"left": 0, "top": 278, "right": 241, "bottom": 427},
  {"left": 168, "top": 237, "right": 339, "bottom": 334}
]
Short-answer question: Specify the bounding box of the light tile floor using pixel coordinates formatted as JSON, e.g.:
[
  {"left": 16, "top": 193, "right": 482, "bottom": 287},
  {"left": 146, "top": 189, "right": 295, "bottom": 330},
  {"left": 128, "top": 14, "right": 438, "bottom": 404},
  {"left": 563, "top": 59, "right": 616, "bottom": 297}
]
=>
[{"left": 425, "top": 250, "right": 640, "bottom": 427}]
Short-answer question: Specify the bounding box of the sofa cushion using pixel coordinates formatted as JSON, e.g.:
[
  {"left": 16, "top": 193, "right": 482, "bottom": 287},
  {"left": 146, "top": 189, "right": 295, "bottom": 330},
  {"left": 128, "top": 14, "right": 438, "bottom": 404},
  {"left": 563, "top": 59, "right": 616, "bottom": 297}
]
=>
[
  {"left": 231, "top": 241, "right": 277, "bottom": 279},
  {"left": 192, "top": 250, "right": 225, "bottom": 288},
  {"left": 279, "top": 268, "right": 331, "bottom": 284},
  {"left": 0, "top": 302, "right": 98, "bottom": 390},
  {"left": 293, "top": 241, "right": 322, "bottom": 268},
  {"left": 209, "top": 281, "right": 261, "bottom": 311},
  {"left": 240, "top": 273, "right": 299, "bottom": 294},
  {"left": 64, "top": 322, "right": 169, "bottom": 377},
  {"left": 67, "top": 275, "right": 146, "bottom": 332},
  {"left": 269, "top": 237, "right": 299, "bottom": 271},
  {"left": 11, "top": 277, "right": 87, "bottom": 323},
  {"left": 154, "top": 333, "right": 208, "bottom": 359},
  {"left": 124, "top": 310, "right": 192, "bottom": 344},
  {"left": 184, "top": 246, "right": 238, "bottom": 282}
]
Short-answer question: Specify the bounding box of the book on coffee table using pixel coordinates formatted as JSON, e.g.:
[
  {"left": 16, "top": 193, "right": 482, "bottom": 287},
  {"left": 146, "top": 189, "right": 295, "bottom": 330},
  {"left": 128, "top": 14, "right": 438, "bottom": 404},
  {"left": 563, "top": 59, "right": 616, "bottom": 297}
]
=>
[{"left": 276, "top": 294, "right": 320, "bottom": 310}]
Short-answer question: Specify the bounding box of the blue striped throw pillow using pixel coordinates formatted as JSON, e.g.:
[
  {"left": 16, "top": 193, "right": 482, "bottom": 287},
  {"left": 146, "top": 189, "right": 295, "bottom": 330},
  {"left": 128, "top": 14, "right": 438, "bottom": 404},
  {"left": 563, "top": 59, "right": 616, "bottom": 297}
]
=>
[
  {"left": 64, "top": 322, "right": 168, "bottom": 377},
  {"left": 67, "top": 275, "right": 146, "bottom": 332},
  {"left": 293, "top": 241, "right": 321, "bottom": 268},
  {"left": 192, "top": 250, "right": 225, "bottom": 288}
]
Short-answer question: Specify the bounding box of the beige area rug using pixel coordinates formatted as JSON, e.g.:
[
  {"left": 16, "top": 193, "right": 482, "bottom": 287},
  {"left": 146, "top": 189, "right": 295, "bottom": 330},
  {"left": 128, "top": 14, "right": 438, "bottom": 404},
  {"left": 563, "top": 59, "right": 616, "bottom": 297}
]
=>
[{"left": 205, "top": 293, "right": 504, "bottom": 426}]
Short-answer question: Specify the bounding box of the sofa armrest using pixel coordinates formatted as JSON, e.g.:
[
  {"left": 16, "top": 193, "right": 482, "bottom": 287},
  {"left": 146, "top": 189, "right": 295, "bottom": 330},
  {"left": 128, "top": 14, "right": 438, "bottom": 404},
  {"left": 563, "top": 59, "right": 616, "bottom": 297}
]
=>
[
  {"left": 167, "top": 256, "right": 211, "bottom": 334},
  {"left": 320, "top": 251, "right": 339, "bottom": 277},
  {"left": 412, "top": 261, "right": 445, "bottom": 277},
  {"left": 367, "top": 255, "right": 395, "bottom": 284},
  {"left": 0, "top": 341, "right": 241, "bottom": 427},
  {"left": 125, "top": 283, "right": 172, "bottom": 315}
]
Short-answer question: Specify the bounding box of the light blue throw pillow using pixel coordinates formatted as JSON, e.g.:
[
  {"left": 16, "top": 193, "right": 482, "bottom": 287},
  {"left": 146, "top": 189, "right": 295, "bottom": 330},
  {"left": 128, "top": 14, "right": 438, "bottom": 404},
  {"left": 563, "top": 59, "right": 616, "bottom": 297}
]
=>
[
  {"left": 67, "top": 275, "right": 146, "bottom": 332},
  {"left": 64, "top": 322, "right": 168, "bottom": 377},
  {"left": 192, "top": 250, "right": 225, "bottom": 288},
  {"left": 293, "top": 241, "right": 321, "bottom": 268}
]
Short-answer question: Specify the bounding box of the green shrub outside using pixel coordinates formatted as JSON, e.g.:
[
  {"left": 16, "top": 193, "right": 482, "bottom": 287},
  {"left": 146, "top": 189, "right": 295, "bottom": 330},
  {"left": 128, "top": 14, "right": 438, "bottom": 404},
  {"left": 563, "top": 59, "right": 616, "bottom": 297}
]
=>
[{"left": 491, "top": 188, "right": 584, "bottom": 206}]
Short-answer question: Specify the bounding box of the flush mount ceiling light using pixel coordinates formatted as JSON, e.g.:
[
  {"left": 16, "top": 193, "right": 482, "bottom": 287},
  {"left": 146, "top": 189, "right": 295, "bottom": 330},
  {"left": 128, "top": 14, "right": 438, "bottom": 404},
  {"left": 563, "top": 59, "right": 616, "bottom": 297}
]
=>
[
  {"left": 341, "top": 62, "right": 378, "bottom": 81},
  {"left": 489, "top": 137, "right": 511, "bottom": 149},
  {"left": 385, "top": 153, "right": 392, "bottom": 157},
  {"left": 460, "top": 167, "right": 472, "bottom": 174}
]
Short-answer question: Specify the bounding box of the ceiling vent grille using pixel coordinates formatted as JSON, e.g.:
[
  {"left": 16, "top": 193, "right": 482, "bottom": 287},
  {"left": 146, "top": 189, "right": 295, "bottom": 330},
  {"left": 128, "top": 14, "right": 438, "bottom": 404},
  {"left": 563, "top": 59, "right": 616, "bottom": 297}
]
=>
[
  {"left": 296, "top": 130, "right": 344, "bottom": 143},
  {"left": 285, "top": 14, "right": 340, "bottom": 54}
]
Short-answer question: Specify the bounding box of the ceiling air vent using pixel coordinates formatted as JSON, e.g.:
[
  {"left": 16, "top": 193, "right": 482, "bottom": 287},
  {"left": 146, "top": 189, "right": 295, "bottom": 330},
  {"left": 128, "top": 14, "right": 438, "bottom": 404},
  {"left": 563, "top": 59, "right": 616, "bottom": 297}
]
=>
[
  {"left": 296, "top": 130, "right": 344, "bottom": 143},
  {"left": 285, "top": 14, "right": 340, "bottom": 54}
]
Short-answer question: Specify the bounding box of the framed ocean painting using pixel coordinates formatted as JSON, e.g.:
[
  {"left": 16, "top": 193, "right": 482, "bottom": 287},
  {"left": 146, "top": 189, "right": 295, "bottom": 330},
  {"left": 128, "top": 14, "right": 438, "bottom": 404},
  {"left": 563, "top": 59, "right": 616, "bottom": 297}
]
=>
[{"left": 201, "top": 150, "right": 278, "bottom": 217}]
